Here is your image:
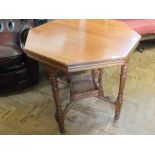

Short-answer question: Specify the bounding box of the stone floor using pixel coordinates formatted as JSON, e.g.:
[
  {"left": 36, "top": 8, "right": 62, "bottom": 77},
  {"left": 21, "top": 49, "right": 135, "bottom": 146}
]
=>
[{"left": 0, "top": 42, "right": 155, "bottom": 135}]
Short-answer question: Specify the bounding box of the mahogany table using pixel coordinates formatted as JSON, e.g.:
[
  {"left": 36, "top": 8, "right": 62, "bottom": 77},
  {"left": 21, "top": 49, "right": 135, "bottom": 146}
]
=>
[{"left": 25, "top": 20, "right": 141, "bottom": 133}]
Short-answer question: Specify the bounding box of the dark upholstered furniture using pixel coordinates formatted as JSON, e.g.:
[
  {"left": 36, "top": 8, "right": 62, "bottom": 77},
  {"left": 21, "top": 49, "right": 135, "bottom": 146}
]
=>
[{"left": 0, "top": 19, "right": 47, "bottom": 93}]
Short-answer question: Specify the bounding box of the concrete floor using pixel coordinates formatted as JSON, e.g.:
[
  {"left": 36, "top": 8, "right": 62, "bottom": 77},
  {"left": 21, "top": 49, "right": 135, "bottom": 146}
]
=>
[{"left": 0, "top": 42, "right": 155, "bottom": 134}]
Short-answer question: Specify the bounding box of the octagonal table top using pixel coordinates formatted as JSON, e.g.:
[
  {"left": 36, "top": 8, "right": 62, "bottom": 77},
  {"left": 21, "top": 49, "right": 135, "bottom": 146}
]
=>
[{"left": 25, "top": 19, "right": 141, "bottom": 72}]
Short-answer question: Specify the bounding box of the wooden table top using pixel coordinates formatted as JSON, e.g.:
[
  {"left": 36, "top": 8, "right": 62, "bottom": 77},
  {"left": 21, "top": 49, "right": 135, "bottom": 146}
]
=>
[{"left": 25, "top": 20, "right": 141, "bottom": 72}]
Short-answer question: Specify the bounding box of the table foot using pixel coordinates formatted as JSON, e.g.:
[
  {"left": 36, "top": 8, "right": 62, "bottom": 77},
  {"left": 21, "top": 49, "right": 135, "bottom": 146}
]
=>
[
  {"left": 114, "top": 110, "right": 121, "bottom": 121},
  {"left": 55, "top": 114, "right": 65, "bottom": 134},
  {"left": 113, "top": 119, "right": 120, "bottom": 128}
]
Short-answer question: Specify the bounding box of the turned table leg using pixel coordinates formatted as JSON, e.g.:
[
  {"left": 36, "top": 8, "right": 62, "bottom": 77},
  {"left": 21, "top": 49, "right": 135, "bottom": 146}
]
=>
[
  {"left": 98, "top": 68, "right": 104, "bottom": 97},
  {"left": 91, "top": 68, "right": 104, "bottom": 95},
  {"left": 91, "top": 69, "right": 97, "bottom": 88},
  {"left": 68, "top": 75, "right": 74, "bottom": 102},
  {"left": 46, "top": 67, "right": 65, "bottom": 133},
  {"left": 114, "top": 64, "right": 128, "bottom": 121}
]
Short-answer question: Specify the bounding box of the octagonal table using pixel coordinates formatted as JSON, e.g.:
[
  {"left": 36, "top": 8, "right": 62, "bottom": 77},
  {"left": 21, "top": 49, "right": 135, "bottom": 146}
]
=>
[{"left": 25, "top": 20, "right": 141, "bottom": 133}]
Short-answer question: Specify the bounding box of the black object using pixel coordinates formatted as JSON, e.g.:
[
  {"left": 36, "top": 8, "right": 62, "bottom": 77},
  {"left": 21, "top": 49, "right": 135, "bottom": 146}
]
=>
[{"left": 0, "top": 19, "right": 47, "bottom": 94}]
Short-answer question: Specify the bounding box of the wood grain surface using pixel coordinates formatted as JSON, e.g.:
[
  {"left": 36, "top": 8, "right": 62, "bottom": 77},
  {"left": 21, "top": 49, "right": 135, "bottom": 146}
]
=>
[{"left": 25, "top": 20, "right": 141, "bottom": 72}]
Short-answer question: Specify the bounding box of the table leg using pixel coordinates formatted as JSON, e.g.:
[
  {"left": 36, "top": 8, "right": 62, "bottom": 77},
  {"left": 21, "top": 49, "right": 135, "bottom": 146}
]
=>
[
  {"left": 68, "top": 75, "right": 74, "bottom": 102},
  {"left": 91, "top": 69, "right": 97, "bottom": 88},
  {"left": 98, "top": 68, "right": 104, "bottom": 97},
  {"left": 46, "top": 67, "right": 65, "bottom": 133},
  {"left": 114, "top": 64, "right": 128, "bottom": 121}
]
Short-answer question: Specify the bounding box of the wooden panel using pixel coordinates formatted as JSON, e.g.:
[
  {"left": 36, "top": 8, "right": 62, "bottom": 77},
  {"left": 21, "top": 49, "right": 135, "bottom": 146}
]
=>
[{"left": 25, "top": 20, "right": 141, "bottom": 71}]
